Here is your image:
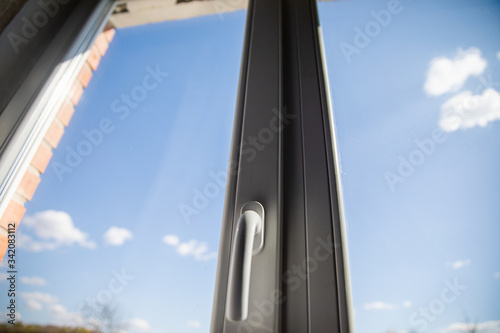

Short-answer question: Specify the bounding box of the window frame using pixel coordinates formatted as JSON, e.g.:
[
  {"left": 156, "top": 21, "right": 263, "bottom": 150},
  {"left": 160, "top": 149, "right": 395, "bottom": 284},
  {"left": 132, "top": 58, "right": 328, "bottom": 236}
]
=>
[{"left": 212, "top": 0, "right": 352, "bottom": 331}]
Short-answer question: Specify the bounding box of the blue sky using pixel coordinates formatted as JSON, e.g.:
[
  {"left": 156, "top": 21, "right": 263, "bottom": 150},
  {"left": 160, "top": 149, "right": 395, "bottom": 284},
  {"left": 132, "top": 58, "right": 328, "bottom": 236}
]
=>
[
  {"left": 318, "top": 0, "right": 500, "bottom": 332},
  {"left": 1, "top": 1, "right": 500, "bottom": 333}
]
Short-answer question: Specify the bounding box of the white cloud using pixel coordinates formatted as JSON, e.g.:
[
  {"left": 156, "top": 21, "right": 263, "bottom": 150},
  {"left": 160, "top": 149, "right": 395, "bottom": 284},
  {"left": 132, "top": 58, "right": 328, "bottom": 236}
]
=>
[
  {"left": 26, "top": 299, "right": 43, "bottom": 311},
  {"left": 443, "top": 320, "right": 500, "bottom": 333},
  {"left": 187, "top": 320, "right": 201, "bottom": 328},
  {"left": 48, "top": 304, "right": 85, "bottom": 326},
  {"left": 177, "top": 240, "right": 217, "bottom": 260},
  {"left": 494, "top": 272, "right": 500, "bottom": 279},
  {"left": 162, "top": 234, "right": 179, "bottom": 246},
  {"left": 497, "top": 51, "right": 500, "bottom": 60},
  {"left": 17, "top": 233, "right": 59, "bottom": 252},
  {"left": 424, "top": 47, "right": 487, "bottom": 96},
  {"left": 439, "top": 88, "right": 500, "bottom": 131},
  {"left": 104, "top": 227, "right": 133, "bottom": 246},
  {"left": 446, "top": 259, "right": 471, "bottom": 270},
  {"left": 127, "top": 318, "right": 151, "bottom": 331},
  {"left": 163, "top": 235, "right": 217, "bottom": 261},
  {"left": 20, "top": 210, "right": 96, "bottom": 251},
  {"left": 364, "top": 301, "right": 398, "bottom": 310},
  {"left": 20, "top": 292, "right": 58, "bottom": 303},
  {"left": 20, "top": 292, "right": 58, "bottom": 311},
  {"left": 402, "top": 301, "right": 412, "bottom": 308},
  {"left": 21, "top": 276, "right": 46, "bottom": 286}
]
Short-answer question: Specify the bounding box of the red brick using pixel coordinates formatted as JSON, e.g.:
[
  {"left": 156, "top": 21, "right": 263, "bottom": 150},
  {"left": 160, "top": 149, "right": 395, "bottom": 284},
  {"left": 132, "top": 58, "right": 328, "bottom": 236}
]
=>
[
  {"left": 103, "top": 28, "right": 115, "bottom": 42},
  {"left": 0, "top": 234, "right": 8, "bottom": 264},
  {"left": 87, "top": 45, "right": 101, "bottom": 71},
  {"left": 69, "top": 81, "right": 84, "bottom": 105},
  {"left": 95, "top": 33, "right": 109, "bottom": 56},
  {"left": 77, "top": 62, "right": 93, "bottom": 88},
  {"left": 0, "top": 200, "right": 26, "bottom": 230},
  {"left": 31, "top": 143, "right": 53, "bottom": 174},
  {"left": 44, "top": 120, "right": 65, "bottom": 149},
  {"left": 17, "top": 169, "right": 41, "bottom": 201},
  {"left": 57, "top": 99, "right": 75, "bottom": 127}
]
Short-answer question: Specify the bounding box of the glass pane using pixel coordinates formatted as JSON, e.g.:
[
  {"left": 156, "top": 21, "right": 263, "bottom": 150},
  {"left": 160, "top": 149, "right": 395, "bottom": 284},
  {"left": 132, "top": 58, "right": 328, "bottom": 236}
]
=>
[
  {"left": 0, "top": 5, "right": 247, "bottom": 332},
  {"left": 317, "top": 1, "right": 500, "bottom": 332}
]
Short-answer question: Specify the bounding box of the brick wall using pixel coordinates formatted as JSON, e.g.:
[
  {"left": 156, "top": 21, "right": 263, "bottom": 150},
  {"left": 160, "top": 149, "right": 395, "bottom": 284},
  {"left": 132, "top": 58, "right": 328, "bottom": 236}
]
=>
[{"left": 0, "top": 28, "right": 116, "bottom": 262}]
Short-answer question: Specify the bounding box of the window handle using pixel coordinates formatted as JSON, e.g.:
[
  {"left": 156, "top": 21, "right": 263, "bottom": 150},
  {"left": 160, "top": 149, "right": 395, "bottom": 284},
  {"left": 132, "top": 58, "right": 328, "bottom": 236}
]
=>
[{"left": 226, "top": 201, "right": 265, "bottom": 322}]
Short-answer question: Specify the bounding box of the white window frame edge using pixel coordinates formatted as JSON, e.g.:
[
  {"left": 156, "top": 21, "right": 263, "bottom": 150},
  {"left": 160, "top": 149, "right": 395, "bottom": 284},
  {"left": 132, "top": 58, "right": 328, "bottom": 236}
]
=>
[{"left": 318, "top": 24, "right": 355, "bottom": 332}]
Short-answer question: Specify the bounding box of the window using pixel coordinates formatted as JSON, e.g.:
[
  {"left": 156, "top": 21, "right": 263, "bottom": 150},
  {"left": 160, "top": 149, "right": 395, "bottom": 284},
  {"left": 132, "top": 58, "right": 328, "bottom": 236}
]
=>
[
  {"left": 7, "top": 1, "right": 495, "bottom": 333},
  {"left": 317, "top": 0, "right": 500, "bottom": 332},
  {"left": 0, "top": 1, "right": 248, "bottom": 331}
]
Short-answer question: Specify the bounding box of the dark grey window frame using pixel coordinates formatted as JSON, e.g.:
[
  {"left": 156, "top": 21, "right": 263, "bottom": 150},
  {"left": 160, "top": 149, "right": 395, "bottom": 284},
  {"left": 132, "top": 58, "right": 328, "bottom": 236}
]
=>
[
  {"left": 211, "top": 0, "right": 353, "bottom": 331},
  {"left": 0, "top": 0, "right": 353, "bottom": 331}
]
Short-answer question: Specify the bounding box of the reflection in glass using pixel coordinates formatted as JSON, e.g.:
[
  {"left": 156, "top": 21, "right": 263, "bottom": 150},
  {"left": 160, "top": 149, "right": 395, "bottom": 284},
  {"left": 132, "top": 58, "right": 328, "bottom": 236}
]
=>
[{"left": 0, "top": 8, "right": 247, "bottom": 333}]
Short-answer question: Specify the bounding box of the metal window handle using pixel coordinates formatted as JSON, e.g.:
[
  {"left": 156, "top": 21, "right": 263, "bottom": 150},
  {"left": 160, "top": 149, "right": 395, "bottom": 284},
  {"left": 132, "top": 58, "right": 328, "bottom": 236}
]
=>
[{"left": 226, "top": 201, "right": 265, "bottom": 322}]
